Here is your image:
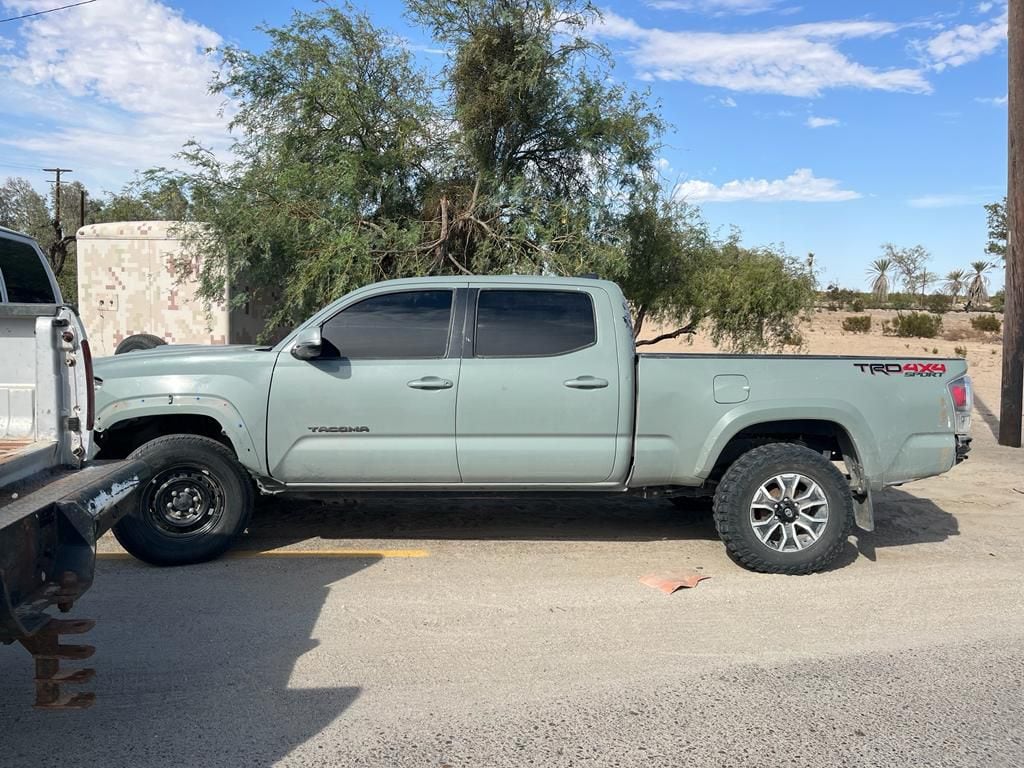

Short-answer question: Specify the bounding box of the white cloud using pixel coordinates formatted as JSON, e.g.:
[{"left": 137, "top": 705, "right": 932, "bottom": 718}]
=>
[
  {"left": 908, "top": 194, "right": 985, "bottom": 208},
  {"left": 977, "top": 2, "right": 995, "bottom": 13},
  {"left": 922, "top": 6, "right": 1007, "bottom": 70},
  {"left": 976, "top": 94, "right": 1008, "bottom": 106},
  {"left": 592, "top": 11, "right": 931, "bottom": 97},
  {"left": 806, "top": 116, "right": 840, "bottom": 128},
  {"left": 0, "top": 0, "right": 231, "bottom": 190},
  {"left": 646, "top": 0, "right": 780, "bottom": 14},
  {"left": 674, "top": 168, "right": 860, "bottom": 202}
]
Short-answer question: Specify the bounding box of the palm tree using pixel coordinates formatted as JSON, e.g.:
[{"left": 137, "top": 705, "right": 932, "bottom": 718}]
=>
[
  {"left": 944, "top": 269, "right": 967, "bottom": 304},
  {"left": 965, "top": 261, "right": 992, "bottom": 308},
  {"left": 866, "top": 258, "right": 892, "bottom": 303}
]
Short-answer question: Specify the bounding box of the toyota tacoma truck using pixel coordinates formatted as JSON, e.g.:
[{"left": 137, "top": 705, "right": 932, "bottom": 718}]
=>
[
  {"left": 91, "top": 276, "right": 972, "bottom": 575},
  {"left": 0, "top": 225, "right": 151, "bottom": 708}
]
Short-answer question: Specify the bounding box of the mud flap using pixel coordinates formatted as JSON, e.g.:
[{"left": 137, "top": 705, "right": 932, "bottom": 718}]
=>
[{"left": 853, "top": 487, "right": 874, "bottom": 532}]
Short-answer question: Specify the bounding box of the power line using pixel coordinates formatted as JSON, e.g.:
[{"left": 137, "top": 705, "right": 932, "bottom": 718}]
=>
[{"left": 0, "top": 0, "right": 97, "bottom": 24}]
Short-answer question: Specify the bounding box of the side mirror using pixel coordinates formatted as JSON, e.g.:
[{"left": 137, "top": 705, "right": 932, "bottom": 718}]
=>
[{"left": 290, "top": 326, "right": 323, "bottom": 361}]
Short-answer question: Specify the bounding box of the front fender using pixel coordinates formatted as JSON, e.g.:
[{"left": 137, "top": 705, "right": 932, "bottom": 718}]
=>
[{"left": 95, "top": 395, "right": 263, "bottom": 475}]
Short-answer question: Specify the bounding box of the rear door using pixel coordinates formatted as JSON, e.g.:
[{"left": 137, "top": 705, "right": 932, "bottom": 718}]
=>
[{"left": 455, "top": 285, "right": 620, "bottom": 483}]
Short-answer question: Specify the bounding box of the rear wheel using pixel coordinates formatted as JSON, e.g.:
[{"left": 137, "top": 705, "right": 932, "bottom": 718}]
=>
[
  {"left": 713, "top": 443, "right": 853, "bottom": 574},
  {"left": 113, "top": 435, "right": 253, "bottom": 566},
  {"left": 115, "top": 333, "right": 166, "bottom": 354}
]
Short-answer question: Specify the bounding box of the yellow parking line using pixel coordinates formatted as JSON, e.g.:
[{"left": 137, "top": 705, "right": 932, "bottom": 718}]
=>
[{"left": 97, "top": 548, "right": 429, "bottom": 560}]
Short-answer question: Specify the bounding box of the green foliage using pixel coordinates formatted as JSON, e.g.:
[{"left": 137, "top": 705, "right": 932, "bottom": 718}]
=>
[
  {"left": 841, "top": 315, "right": 871, "bottom": 333},
  {"left": 954, "top": 345, "right": 967, "bottom": 358},
  {"left": 991, "top": 290, "right": 1005, "bottom": 312},
  {"left": 984, "top": 197, "right": 1007, "bottom": 260},
  {"left": 116, "top": 0, "right": 813, "bottom": 348},
  {"left": 883, "top": 312, "right": 943, "bottom": 339},
  {"left": 970, "top": 314, "right": 1001, "bottom": 333},
  {"left": 850, "top": 298, "right": 864, "bottom": 313},
  {"left": 924, "top": 293, "right": 952, "bottom": 313}
]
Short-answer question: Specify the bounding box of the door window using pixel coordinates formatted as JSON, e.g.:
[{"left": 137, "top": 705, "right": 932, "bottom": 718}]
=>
[
  {"left": 0, "top": 237, "right": 56, "bottom": 303},
  {"left": 321, "top": 290, "right": 453, "bottom": 359},
  {"left": 475, "top": 290, "right": 595, "bottom": 357}
]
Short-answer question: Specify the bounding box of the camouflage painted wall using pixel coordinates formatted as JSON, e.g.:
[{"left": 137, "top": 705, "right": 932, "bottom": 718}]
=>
[{"left": 76, "top": 221, "right": 270, "bottom": 356}]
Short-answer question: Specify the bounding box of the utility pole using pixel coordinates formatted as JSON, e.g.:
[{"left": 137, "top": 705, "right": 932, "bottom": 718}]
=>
[
  {"left": 1002, "top": 0, "right": 1024, "bottom": 447},
  {"left": 42, "top": 167, "right": 77, "bottom": 277}
]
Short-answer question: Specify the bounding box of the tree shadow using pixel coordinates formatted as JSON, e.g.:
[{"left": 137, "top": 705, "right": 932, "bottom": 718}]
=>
[
  {"left": 0, "top": 555, "right": 379, "bottom": 768},
  {"left": 244, "top": 493, "right": 721, "bottom": 551}
]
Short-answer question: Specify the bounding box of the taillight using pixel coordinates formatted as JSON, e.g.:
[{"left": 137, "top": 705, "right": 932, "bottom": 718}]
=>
[
  {"left": 948, "top": 375, "right": 972, "bottom": 434},
  {"left": 81, "top": 338, "right": 95, "bottom": 431},
  {"left": 950, "top": 381, "right": 968, "bottom": 409}
]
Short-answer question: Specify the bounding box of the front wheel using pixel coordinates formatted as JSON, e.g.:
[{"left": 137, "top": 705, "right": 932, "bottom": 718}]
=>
[
  {"left": 113, "top": 435, "right": 254, "bottom": 566},
  {"left": 713, "top": 443, "right": 853, "bottom": 574}
]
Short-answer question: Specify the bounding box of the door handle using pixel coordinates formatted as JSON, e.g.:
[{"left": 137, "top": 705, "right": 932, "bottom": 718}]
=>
[
  {"left": 407, "top": 376, "right": 454, "bottom": 390},
  {"left": 563, "top": 376, "right": 609, "bottom": 390}
]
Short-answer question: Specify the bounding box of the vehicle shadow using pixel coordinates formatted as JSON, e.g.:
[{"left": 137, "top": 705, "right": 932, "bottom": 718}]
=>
[
  {"left": 831, "top": 487, "right": 960, "bottom": 569},
  {"left": 0, "top": 555, "right": 379, "bottom": 768},
  {"left": 244, "top": 493, "right": 723, "bottom": 549},
  {"left": 246, "top": 487, "right": 959, "bottom": 571}
]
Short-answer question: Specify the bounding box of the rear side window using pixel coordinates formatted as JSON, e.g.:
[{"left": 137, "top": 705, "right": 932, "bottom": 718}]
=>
[
  {"left": 475, "top": 290, "right": 596, "bottom": 357},
  {"left": 321, "top": 290, "right": 453, "bottom": 359},
  {"left": 0, "top": 237, "right": 56, "bottom": 303}
]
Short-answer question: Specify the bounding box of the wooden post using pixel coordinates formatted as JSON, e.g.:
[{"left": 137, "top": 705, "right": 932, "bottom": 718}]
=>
[{"left": 1001, "top": 0, "right": 1024, "bottom": 447}]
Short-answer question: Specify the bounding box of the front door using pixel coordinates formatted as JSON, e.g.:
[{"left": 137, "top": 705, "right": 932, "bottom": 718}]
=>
[
  {"left": 267, "top": 286, "right": 463, "bottom": 484},
  {"left": 455, "top": 285, "right": 621, "bottom": 483}
]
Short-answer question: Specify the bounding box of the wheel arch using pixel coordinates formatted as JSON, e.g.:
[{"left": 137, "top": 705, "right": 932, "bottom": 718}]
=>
[{"left": 700, "top": 410, "right": 875, "bottom": 490}]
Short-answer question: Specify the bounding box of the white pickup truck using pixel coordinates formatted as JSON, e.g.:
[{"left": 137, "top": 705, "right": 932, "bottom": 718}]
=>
[{"left": 0, "top": 225, "right": 150, "bottom": 709}]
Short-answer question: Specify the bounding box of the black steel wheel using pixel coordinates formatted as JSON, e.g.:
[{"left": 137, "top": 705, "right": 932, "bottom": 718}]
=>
[{"left": 113, "top": 434, "right": 253, "bottom": 566}]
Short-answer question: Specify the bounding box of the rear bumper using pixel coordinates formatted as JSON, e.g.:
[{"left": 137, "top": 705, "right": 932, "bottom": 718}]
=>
[{"left": 0, "top": 459, "right": 151, "bottom": 644}]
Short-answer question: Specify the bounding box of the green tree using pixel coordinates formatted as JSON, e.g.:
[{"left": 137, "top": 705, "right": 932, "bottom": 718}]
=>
[
  {"left": 984, "top": 197, "right": 1007, "bottom": 260},
  {"left": 141, "top": 1, "right": 813, "bottom": 347}
]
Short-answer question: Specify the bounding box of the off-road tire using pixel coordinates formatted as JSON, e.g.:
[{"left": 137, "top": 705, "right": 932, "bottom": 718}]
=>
[
  {"left": 713, "top": 443, "right": 853, "bottom": 575},
  {"left": 113, "top": 435, "right": 253, "bottom": 566},
  {"left": 115, "top": 333, "right": 167, "bottom": 354}
]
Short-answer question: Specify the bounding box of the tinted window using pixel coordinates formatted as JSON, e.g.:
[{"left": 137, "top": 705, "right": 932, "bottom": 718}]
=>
[
  {"left": 0, "top": 237, "right": 55, "bottom": 303},
  {"left": 321, "top": 290, "right": 453, "bottom": 359},
  {"left": 475, "top": 290, "right": 595, "bottom": 357}
]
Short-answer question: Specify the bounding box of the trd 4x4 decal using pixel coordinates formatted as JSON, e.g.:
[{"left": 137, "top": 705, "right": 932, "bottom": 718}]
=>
[{"left": 853, "top": 362, "right": 946, "bottom": 377}]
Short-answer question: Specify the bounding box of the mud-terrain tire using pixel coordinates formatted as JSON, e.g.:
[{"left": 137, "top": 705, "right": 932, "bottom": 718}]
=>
[
  {"left": 113, "top": 435, "right": 253, "bottom": 566},
  {"left": 713, "top": 443, "right": 853, "bottom": 574},
  {"left": 115, "top": 333, "right": 167, "bottom": 354}
]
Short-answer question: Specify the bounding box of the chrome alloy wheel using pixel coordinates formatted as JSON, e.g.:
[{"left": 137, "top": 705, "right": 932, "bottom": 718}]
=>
[
  {"left": 748, "top": 473, "right": 829, "bottom": 552},
  {"left": 144, "top": 465, "right": 226, "bottom": 537}
]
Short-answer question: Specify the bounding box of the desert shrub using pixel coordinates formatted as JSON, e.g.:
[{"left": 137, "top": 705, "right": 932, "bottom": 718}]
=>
[
  {"left": 842, "top": 315, "right": 872, "bottom": 333},
  {"left": 889, "top": 293, "right": 913, "bottom": 310},
  {"left": 779, "top": 329, "right": 803, "bottom": 347},
  {"left": 924, "top": 294, "right": 952, "bottom": 313},
  {"left": 991, "top": 290, "right": 1005, "bottom": 312},
  {"left": 970, "top": 314, "right": 1001, "bottom": 333},
  {"left": 884, "top": 312, "right": 942, "bottom": 338},
  {"left": 954, "top": 345, "right": 967, "bottom": 358},
  {"left": 850, "top": 299, "right": 865, "bottom": 313}
]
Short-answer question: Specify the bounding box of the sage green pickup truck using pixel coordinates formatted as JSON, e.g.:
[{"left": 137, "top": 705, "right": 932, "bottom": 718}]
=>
[{"left": 91, "top": 276, "right": 972, "bottom": 574}]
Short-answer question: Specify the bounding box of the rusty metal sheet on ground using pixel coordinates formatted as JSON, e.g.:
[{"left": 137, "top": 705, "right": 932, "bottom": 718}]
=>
[{"left": 639, "top": 572, "right": 710, "bottom": 594}]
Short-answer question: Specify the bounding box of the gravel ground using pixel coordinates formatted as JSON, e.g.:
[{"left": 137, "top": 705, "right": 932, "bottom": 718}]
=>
[{"left": 1, "top": 420, "right": 1022, "bottom": 767}]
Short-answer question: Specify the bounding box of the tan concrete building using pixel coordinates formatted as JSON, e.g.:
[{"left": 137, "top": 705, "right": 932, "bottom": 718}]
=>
[{"left": 76, "top": 221, "right": 268, "bottom": 356}]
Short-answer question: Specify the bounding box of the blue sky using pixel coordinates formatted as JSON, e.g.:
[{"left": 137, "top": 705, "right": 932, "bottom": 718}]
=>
[{"left": 0, "top": 0, "right": 1008, "bottom": 290}]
